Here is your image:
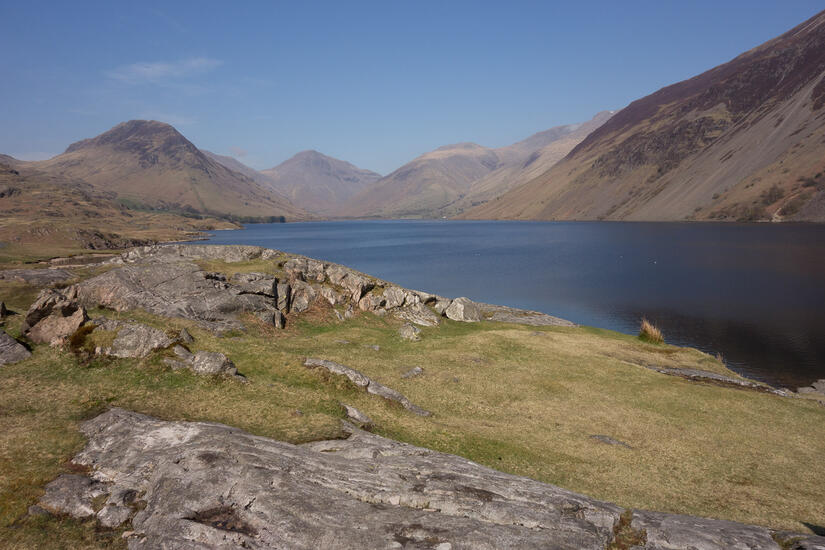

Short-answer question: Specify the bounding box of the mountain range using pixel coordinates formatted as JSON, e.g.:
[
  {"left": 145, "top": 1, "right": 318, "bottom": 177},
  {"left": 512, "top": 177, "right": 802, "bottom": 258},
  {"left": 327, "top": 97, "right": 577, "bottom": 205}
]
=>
[
  {"left": 461, "top": 9, "right": 825, "bottom": 222},
  {"left": 3, "top": 8, "right": 825, "bottom": 256}
]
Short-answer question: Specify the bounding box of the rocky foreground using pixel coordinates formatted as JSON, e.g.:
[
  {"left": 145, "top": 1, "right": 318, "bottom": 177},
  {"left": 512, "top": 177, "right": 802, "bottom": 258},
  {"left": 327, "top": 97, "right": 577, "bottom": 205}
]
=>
[
  {"left": 38, "top": 409, "right": 825, "bottom": 550},
  {"left": 3, "top": 244, "right": 824, "bottom": 548}
]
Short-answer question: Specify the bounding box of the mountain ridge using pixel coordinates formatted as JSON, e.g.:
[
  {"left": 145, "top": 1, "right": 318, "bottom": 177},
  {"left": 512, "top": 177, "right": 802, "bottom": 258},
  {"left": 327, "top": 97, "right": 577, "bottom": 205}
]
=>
[{"left": 462, "top": 9, "right": 825, "bottom": 222}]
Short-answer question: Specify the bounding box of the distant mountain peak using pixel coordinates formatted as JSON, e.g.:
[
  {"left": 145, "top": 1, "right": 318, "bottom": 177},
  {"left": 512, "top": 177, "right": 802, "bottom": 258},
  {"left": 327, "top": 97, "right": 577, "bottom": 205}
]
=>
[{"left": 64, "top": 119, "right": 196, "bottom": 156}]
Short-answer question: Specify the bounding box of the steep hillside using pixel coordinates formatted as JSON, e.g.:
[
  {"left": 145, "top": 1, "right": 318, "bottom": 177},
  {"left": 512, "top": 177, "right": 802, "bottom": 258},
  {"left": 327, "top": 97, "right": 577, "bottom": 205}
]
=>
[
  {"left": 444, "top": 112, "right": 613, "bottom": 216},
  {"left": 260, "top": 150, "right": 381, "bottom": 215},
  {"left": 0, "top": 159, "right": 235, "bottom": 259},
  {"left": 32, "top": 121, "right": 308, "bottom": 221},
  {"left": 202, "top": 150, "right": 277, "bottom": 189},
  {"left": 340, "top": 114, "right": 611, "bottom": 219},
  {"left": 463, "top": 10, "right": 825, "bottom": 222},
  {"left": 340, "top": 143, "right": 502, "bottom": 218}
]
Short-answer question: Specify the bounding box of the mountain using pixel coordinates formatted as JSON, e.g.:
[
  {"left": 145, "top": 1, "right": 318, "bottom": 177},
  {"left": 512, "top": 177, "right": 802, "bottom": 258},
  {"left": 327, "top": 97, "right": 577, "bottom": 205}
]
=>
[
  {"left": 202, "top": 150, "right": 276, "bottom": 189},
  {"left": 462, "top": 10, "right": 825, "bottom": 222},
  {"left": 259, "top": 150, "right": 381, "bottom": 216},
  {"left": 32, "top": 120, "right": 308, "bottom": 221},
  {"left": 339, "top": 114, "right": 611, "bottom": 219},
  {"left": 445, "top": 112, "right": 614, "bottom": 216},
  {"left": 0, "top": 158, "right": 235, "bottom": 257}
]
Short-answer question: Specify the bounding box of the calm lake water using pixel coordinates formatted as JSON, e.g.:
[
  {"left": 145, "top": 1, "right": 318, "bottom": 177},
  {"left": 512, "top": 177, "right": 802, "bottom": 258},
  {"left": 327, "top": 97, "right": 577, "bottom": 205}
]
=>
[{"left": 196, "top": 220, "right": 825, "bottom": 389}]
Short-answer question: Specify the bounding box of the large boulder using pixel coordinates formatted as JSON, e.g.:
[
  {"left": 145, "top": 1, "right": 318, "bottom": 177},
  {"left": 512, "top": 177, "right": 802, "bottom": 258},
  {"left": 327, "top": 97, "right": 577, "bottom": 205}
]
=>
[
  {"left": 24, "top": 289, "right": 87, "bottom": 345},
  {"left": 0, "top": 268, "right": 74, "bottom": 286},
  {"left": 38, "top": 409, "right": 825, "bottom": 550},
  {"left": 396, "top": 302, "right": 441, "bottom": 327},
  {"left": 0, "top": 330, "right": 31, "bottom": 365},
  {"left": 93, "top": 319, "right": 174, "bottom": 359},
  {"left": 228, "top": 272, "right": 277, "bottom": 297},
  {"left": 445, "top": 297, "right": 481, "bottom": 322},
  {"left": 192, "top": 351, "right": 238, "bottom": 376},
  {"left": 383, "top": 287, "right": 406, "bottom": 309}
]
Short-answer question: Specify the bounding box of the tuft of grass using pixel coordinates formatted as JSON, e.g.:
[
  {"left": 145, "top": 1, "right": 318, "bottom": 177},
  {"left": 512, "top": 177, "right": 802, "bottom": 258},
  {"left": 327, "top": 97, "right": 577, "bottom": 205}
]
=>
[{"left": 638, "top": 318, "right": 664, "bottom": 344}]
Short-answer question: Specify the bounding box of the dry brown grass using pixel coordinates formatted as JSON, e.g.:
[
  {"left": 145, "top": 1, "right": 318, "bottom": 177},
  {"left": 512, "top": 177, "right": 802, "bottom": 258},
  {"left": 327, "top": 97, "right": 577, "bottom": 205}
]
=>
[{"left": 638, "top": 317, "right": 664, "bottom": 344}]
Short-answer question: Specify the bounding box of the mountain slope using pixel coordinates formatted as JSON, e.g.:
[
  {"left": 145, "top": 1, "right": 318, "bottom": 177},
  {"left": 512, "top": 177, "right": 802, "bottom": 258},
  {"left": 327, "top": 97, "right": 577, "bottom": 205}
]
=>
[
  {"left": 260, "top": 150, "right": 381, "bottom": 215},
  {"left": 445, "top": 112, "right": 614, "bottom": 216},
  {"left": 462, "top": 10, "right": 825, "bottom": 222},
  {"left": 340, "top": 143, "right": 502, "bottom": 218},
  {"left": 0, "top": 159, "right": 235, "bottom": 258},
  {"left": 32, "top": 120, "right": 308, "bottom": 221},
  {"left": 202, "top": 150, "right": 277, "bottom": 189},
  {"left": 340, "top": 114, "right": 611, "bottom": 219}
]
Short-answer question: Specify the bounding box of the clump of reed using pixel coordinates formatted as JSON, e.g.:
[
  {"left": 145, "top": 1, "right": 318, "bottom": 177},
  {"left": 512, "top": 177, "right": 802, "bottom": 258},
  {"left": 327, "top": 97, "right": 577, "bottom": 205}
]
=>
[{"left": 638, "top": 317, "right": 664, "bottom": 344}]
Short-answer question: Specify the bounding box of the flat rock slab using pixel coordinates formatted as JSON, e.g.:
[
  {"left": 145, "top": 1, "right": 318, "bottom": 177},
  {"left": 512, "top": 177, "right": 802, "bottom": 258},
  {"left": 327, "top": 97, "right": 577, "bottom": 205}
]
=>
[
  {"left": 93, "top": 319, "right": 174, "bottom": 359},
  {"left": 74, "top": 261, "right": 275, "bottom": 332},
  {"left": 0, "top": 330, "right": 31, "bottom": 365},
  {"left": 0, "top": 268, "right": 74, "bottom": 286},
  {"left": 645, "top": 365, "right": 786, "bottom": 395},
  {"left": 305, "top": 358, "right": 431, "bottom": 416},
  {"left": 477, "top": 303, "right": 576, "bottom": 327},
  {"left": 39, "top": 409, "right": 825, "bottom": 549}
]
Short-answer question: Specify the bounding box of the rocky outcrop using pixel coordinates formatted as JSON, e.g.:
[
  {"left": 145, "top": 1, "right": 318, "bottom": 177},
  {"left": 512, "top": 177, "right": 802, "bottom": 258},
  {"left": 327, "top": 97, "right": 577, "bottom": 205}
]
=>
[
  {"left": 0, "top": 330, "right": 31, "bottom": 365},
  {"left": 66, "top": 244, "right": 572, "bottom": 336},
  {"left": 798, "top": 379, "right": 825, "bottom": 398},
  {"left": 162, "top": 347, "right": 241, "bottom": 378},
  {"left": 445, "top": 297, "right": 481, "bottom": 322},
  {"left": 92, "top": 319, "right": 173, "bottom": 359},
  {"left": 24, "top": 288, "right": 87, "bottom": 346},
  {"left": 39, "top": 409, "right": 825, "bottom": 549},
  {"left": 0, "top": 268, "right": 74, "bottom": 286},
  {"left": 399, "top": 323, "right": 421, "bottom": 341},
  {"left": 305, "top": 358, "right": 431, "bottom": 416}
]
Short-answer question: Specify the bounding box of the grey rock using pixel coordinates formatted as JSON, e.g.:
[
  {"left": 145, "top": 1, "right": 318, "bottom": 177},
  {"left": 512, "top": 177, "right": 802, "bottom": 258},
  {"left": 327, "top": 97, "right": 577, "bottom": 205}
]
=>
[
  {"left": 74, "top": 261, "right": 274, "bottom": 332},
  {"left": 305, "top": 358, "right": 370, "bottom": 388},
  {"left": 799, "top": 379, "right": 825, "bottom": 396},
  {"left": 276, "top": 282, "right": 291, "bottom": 312},
  {"left": 178, "top": 328, "right": 194, "bottom": 344},
  {"left": 23, "top": 288, "right": 76, "bottom": 329},
  {"left": 192, "top": 351, "right": 238, "bottom": 376},
  {"left": 121, "top": 244, "right": 264, "bottom": 264},
  {"left": 41, "top": 409, "right": 825, "bottom": 550},
  {"left": 343, "top": 273, "right": 374, "bottom": 302},
  {"left": 589, "top": 435, "right": 633, "bottom": 449},
  {"left": 401, "top": 366, "right": 424, "bottom": 379},
  {"left": 289, "top": 281, "right": 318, "bottom": 313},
  {"left": 272, "top": 310, "right": 286, "bottom": 330},
  {"left": 383, "top": 286, "right": 406, "bottom": 309},
  {"left": 813, "top": 379, "right": 825, "bottom": 393},
  {"left": 0, "top": 268, "right": 74, "bottom": 286},
  {"left": 305, "top": 358, "right": 430, "bottom": 416},
  {"left": 646, "top": 366, "right": 785, "bottom": 395},
  {"left": 399, "top": 323, "right": 422, "bottom": 341},
  {"left": 433, "top": 298, "right": 453, "bottom": 316},
  {"left": 341, "top": 403, "right": 373, "bottom": 427},
  {"left": 445, "top": 297, "right": 481, "bottom": 322},
  {"left": 320, "top": 286, "right": 346, "bottom": 306},
  {"left": 306, "top": 259, "right": 326, "bottom": 283},
  {"left": 283, "top": 257, "right": 307, "bottom": 281},
  {"left": 358, "top": 292, "right": 385, "bottom": 312},
  {"left": 0, "top": 301, "right": 7, "bottom": 318},
  {"left": 478, "top": 303, "right": 576, "bottom": 327},
  {"left": 396, "top": 302, "right": 441, "bottom": 327},
  {"left": 38, "top": 473, "right": 106, "bottom": 519},
  {"left": 27, "top": 306, "right": 87, "bottom": 346},
  {"left": 94, "top": 319, "right": 173, "bottom": 359},
  {"left": 0, "top": 330, "right": 31, "bottom": 365},
  {"left": 173, "top": 345, "right": 193, "bottom": 361},
  {"left": 228, "top": 272, "right": 277, "bottom": 296}
]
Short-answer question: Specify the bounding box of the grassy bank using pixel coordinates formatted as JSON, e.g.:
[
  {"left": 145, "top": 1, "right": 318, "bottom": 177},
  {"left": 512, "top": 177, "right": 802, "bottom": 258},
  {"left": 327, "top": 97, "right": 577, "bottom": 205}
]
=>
[{"left": 1, "top": 264, "right": 824, "bottom": 547}]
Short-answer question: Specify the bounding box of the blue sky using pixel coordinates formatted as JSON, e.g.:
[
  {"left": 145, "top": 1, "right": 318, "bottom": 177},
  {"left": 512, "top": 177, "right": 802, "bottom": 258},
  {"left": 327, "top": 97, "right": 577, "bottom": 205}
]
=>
[{"left": 1, "top": 1, "right": 822, "bottom": 174}]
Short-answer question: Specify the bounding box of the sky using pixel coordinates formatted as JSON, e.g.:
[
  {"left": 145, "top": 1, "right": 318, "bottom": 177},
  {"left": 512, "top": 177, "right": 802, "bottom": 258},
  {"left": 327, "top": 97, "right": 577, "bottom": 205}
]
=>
[{"left": 1, "top": 1, "right": 823, "bottom": 175}]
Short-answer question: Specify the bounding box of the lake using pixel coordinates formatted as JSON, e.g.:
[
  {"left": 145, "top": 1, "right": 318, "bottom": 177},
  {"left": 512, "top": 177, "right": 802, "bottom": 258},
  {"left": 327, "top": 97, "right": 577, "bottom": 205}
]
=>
[{"left": 194, "top": 220, "right": 825, "bottom": 389}]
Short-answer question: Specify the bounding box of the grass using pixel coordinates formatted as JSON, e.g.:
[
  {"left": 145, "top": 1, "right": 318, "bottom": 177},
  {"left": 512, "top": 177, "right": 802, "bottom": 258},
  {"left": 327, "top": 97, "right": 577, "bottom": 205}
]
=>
[
  {"left": 638, "top": 317, "right": 664, "bottom": 344},
  {"left": 1, "top": 268, "right": 824, "bottom": 546}
]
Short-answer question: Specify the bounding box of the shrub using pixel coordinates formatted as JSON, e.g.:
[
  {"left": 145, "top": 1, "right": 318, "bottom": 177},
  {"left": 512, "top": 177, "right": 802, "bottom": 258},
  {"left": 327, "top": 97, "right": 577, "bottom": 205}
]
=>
[{"left": 639, "top": 318, "right": 664, "bottom": 344}]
